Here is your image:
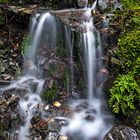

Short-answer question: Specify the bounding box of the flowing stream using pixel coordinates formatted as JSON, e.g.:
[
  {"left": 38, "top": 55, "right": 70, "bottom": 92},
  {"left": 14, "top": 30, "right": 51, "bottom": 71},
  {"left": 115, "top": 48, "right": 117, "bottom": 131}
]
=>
[
  {"left": 61, "top": 4, "right": 112, "bottom": 139},
  {"left": 0, "top": 1, "right": 113, "bottom": 140}
]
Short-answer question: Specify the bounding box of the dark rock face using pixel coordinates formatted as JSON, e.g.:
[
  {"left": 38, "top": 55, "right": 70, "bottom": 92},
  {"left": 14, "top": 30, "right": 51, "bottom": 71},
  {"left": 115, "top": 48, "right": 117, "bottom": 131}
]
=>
[
  {"left": 0, "top": 93, "right": 21, "bottom": 139},
  {"left": 104, "top": 125, "right": 139, "bottom": 140},
  {"left": 103, "top": 76, "right": 115, "bottom": 94}
]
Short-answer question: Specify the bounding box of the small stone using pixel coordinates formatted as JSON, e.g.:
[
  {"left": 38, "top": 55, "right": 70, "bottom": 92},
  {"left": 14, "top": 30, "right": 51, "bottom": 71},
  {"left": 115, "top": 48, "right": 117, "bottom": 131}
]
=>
[
  {"left": 84, "top": 114, "right": 95, "bottom": 122},
  {"left": 45, "top": 105, "right": 49, "bottom": 110},
  {"left": 77, "top": 0, "right": 88, "bottom": 8},
  {"left": 47, "top": 78, "right": 54, "bottom": 89},
  {"left": 48, "top": 118, "right": 60, "bottom": 131},
  {"left": 46, "top": 131, "right": 59, "bottom": 140},
  {"left": 58, "top": 135, "right": 68, "bottom": 140},
  {"left": 0, "top": 40, "right": 3, "bottom": 45},
  {"left": 0, "top": 80, "right": 10, "bottom": 85},
  {"left": 2, "top": 74, "right": 14, "bottom": 80},
  {"left": 27, "top": 60, "right": 36, "bottom": 70},
  {"left": 71, "top": 91, "right": 80, "bottom": 99},
  {"left": 54, "top": 117, "right": 69, "bottom": 126}
]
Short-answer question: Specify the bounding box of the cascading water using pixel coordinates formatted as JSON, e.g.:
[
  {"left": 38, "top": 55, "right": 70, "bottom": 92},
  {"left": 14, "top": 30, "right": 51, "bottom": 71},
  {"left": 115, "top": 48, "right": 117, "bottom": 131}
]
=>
[
  {"left": 64, "top": 26, "right": 74, "bottom": 92},
  {"left": 61, "top": 2, "right": 112, "bottom": 140},
  {"left": 0, "top": 1, "right": 113, "bottom": 139},
  {"left": 18, "top": 12, "right": 57, "bottom": 140},
  {"left": 83, "top": 19, "right": 96, "bottom": 101},
  {"left": 24, "top": 12, "right": 57, "bottom": 76},
  {"left": 0, "top": 12, "right": 57, "bottom": 140}
]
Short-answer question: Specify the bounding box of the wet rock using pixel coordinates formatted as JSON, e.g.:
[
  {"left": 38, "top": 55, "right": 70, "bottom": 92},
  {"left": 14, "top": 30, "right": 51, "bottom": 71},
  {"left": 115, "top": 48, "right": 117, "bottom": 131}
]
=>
[
  {"left": 58, "top": 91, "right": 69, "bottom": 100},
  {"left": 71, "top": 90, "right": 80, "bottom": 99},
  {"left": 46, "top": 131, "right": 68, "bottom": 140},
  {"left": 54, "top": 117, "right": 70, "bottom": 126},
  {"left": 47, "top": 78, "right": 54, "bottom": 89},
  {"left": 53, "top": 63, "right": 66, "bottom": 79},
  {"left": 3, "top": 88, "right": 29, "bottom": 99},
  {"left": 0, "top": 40, "right": 3, "bottom": 46},
  {"left": 44, "top": 105, "right": 50, "bottom": 111},
  {"left": 48, "top": 118, "right": 60, "bottom": 131},
  {"left": 30, "top": 115, "right": 49, "bottom": 138},
  {"left": 74, "top": 101, "right": 89, "bottom": 112},
  {"left": 0, "top": 93, "right": 21, "bottom": 138},
  {"left": 42, "top": 59, "right": 66, "bottom": 80},
  {"left": 0, "top": 59, "right": 6, "bottom": 73},
  {"left": 98, "top": 0, "right": 108, "bottom": 10},
  {"left": 0, "top": 80, "right": 10, "bottom": 86},
  {"left": 30, "top": 81, "right": 39, "bottom": 93},
  {"left": 59, "top": 135, "right": 68, "bottom": 140},
  {"left": 1, "top": 74, "right": 14, "bottom": 80},
  {"left": 84, "top": 113, "right": 95, "bottom": 122},
  {"left": 0, "top": 93, "right": 20, "bottom": 110},
  {"left": 104, "top": 125, "right": 139, "bottom": 140},
  {"left": 103, "top": 76, "right": 115, "bottom": 94},
  {"left": 98, "top": 0, "right": 122, "bottom": 11},
  {"left": 30, "top": 113, "right": 64, "bottom": 139},
  {"left": 77, "top": 0, "right": 88, "bottom": 8}
]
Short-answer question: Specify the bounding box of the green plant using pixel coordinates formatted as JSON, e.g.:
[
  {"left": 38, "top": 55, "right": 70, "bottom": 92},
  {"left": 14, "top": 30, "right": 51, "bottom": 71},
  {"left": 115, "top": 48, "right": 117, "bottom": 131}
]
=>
[
  {"left": 109, "top": 74, "right": 140, "bottom": 114},
  {"left": 0, "top": 0, "right": 8, "bottom": 4},
  {"left": 108, "top": 0, "right": 140, "bottom": 133},
  {"left": 63, "top": 69, "right": 69, "bottom": 89},
  {"left": 121, "top": 0, "right": 140, "bottom": 10},
  {"left": 132, "top": 57, "right": 140, "bottom": 75},
  {"left": 0, "top": 9, "right": 5, "bottom": 25},
  {"left": 116, "top": 30, "right": 140, "bottom": 71},
  {"left": 42, "top": 83, "right": 58, "bottom": 102},
  {"left": 21, "top": 34, "right": 31, "bottom": 55}
]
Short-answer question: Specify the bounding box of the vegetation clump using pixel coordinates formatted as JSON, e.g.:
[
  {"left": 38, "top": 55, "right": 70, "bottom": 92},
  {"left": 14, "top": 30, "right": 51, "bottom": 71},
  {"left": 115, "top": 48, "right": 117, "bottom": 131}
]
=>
[
  {"left": 109, "top": 74, "right": 140, "bottom": 114},
  {"left": 109, "top": 0, "right": 140, "bottom": 132}
]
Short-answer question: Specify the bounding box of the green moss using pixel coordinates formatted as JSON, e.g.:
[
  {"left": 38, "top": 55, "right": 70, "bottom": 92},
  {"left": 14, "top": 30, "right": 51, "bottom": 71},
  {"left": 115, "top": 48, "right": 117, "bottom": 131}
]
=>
[
  {"left": 21, "top": 34, "right": 31, "bottom": 55},
  {"left": 47, "top": 63, "right": 58, "bottom": 77},
  {"left": 109, "top": 1, "right": 140, "bottom": 132},
  {"left": 56, "top": 46, "right": 66, "bottom": 58},
  {"left": 121, "top": 0, "right": 140, "bottom": 10},
  {"left": 0, "top": 9, "right": 5, "bottom": 25},
  {"left": 63, "top": 69, "right": 69, "bottom": 89},
  {"left": 56, "top": 31, "right": 66, "bottom": 58},
  {"left": 112, "top": 1, "right": 140, "bottom": 73},
  {"left": 42, "top": 83, "right": 58, "bottom": 102},
  {"left": 116, "top": 30, "right": 140, "bottom": 71},
  {"left": 0, "top": 0, "right": 9, "bottom": 4}
]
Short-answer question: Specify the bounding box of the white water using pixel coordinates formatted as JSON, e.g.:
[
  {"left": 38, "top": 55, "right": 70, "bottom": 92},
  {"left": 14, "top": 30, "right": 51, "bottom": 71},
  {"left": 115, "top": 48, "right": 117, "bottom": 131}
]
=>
[
  {"left": 83, "top": 19, "right": 96, "bottom": 100},
  {"left": 1, "top": 1, "right": 113, "bottom": 139},
  {"left": 61, "top": 1, "right": 112, "bottom": 139},
  {"left": 0, "top": 12, "right": 56, "bottom": 140},
  {"left": 18, "top": 12, "right": 57, "bottom": 140},
  {"left": 25, "top": 12, "right": 57, "bottom": 76},
  {"left": 1, "top": 76, "right": 44, "bottom": 140},
  {"left": 64, "top": 26, "right": 74, "bottom": 92}
]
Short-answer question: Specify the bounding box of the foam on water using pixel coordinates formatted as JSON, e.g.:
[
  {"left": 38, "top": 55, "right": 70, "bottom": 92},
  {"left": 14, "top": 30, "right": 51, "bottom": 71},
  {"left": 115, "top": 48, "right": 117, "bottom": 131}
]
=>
[
  {"left": 61, "top": 1, "right": 112, "bottom": 139},
  {"left": 1, "top": 1, "right": 113, "bottom": 138}
]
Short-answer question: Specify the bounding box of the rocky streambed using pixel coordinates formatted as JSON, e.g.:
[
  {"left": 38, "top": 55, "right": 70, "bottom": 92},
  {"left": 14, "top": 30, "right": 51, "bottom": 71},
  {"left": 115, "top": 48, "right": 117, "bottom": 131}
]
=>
[
  {"left": 0, "top": 1, "right": 140, "bottom": 140},
  {"left": 0, "top": 41, "right": 139, "bottom": 139}
]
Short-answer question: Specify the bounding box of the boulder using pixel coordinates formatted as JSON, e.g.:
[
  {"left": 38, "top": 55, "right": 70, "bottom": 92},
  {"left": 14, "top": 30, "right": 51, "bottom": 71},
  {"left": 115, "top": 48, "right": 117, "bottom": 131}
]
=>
[{"left": 104, "top": 125, "right": 139, "bottom": 140}]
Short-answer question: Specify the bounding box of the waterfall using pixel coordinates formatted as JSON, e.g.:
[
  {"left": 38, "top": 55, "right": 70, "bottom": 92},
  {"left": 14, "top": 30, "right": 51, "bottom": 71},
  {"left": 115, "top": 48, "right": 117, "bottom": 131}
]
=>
[
  {"left": 0, "top": 1, "right": 113, "bottom": 139},
  {"left": 61, "top": 3, "right": 112, "bottom": 139},
  {"left": 64, "top": 26, "right": 74, "bottom": 92},
  {"left": 18, "top": 12, "right": 57, "bottom": 140},
  {"left": 24, "top": 12, "right": 57, "bottom": 76},
  {"left": 0, "top": 12, "right": 57, "bottom": 140},
  {"left": 83, "top": 18, "right": 96, "bottom": 101}
]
